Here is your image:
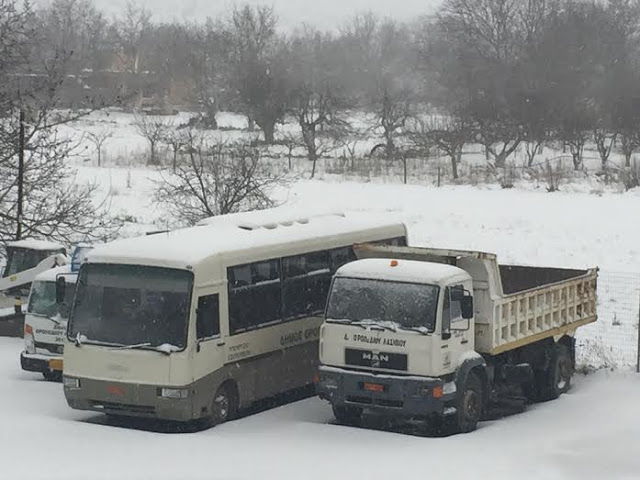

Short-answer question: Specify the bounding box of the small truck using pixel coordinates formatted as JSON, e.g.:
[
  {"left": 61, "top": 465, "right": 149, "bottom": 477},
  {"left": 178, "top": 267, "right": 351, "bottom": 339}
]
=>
[{"left": 316, "top": 245, "right": 597, "bottom": 433}]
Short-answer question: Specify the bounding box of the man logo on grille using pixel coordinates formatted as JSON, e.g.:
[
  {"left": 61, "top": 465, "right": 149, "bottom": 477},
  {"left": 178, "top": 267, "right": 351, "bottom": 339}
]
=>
[{"left": 362, "top": 352, "right": 389, "bottom": 368}]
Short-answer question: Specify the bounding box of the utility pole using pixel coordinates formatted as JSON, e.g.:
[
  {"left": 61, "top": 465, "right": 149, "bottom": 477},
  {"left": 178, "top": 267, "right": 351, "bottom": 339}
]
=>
[{"left": 16, "top": 107, "right": 25, "bottom": 240}]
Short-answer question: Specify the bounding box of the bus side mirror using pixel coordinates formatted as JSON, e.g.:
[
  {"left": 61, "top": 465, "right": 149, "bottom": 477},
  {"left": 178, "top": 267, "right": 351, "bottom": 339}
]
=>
[
  {"left": 56, "top": 276, "right": 66, "bottom": 304},
  {"left": 461, "top": 296, "right": 473, "bottom": 319}
]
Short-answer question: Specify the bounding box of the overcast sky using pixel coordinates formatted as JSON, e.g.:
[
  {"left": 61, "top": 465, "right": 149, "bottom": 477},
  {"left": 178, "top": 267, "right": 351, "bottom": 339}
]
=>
[{"left": 83, "top": 0, "right": 441, "bottom": 29}]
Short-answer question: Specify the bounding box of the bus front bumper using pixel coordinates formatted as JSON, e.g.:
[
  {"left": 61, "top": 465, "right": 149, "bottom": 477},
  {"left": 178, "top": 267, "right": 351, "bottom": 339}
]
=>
[
  {"left": 63, "top": 376, "right": 200, "bottom": 422},
  {"left": 316, "top": 366, "right": 455, "bottom": 417}
]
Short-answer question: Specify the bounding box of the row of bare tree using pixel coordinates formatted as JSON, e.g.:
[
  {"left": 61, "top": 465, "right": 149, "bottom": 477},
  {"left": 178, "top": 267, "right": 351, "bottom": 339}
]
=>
[{"left": 5, "top": 0, "right": 640, "bottom": 240}]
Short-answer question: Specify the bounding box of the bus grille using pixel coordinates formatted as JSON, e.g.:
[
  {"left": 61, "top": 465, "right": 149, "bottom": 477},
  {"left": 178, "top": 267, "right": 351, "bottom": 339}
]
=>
[{"left": 89, "top": 400, "right": 156, "bottom": 416}]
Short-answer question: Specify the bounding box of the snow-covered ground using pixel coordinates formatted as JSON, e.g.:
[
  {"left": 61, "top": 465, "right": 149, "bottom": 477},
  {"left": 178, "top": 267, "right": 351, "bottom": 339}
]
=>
[{"left": 0, "top": 337, "right": 639, "bottom": 480}]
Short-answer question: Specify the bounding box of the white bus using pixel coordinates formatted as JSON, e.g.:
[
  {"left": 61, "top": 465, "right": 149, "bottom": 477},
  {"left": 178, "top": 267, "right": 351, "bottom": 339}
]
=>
[{"left": 61, "top": 211, "right": 406, "bottom": 426}]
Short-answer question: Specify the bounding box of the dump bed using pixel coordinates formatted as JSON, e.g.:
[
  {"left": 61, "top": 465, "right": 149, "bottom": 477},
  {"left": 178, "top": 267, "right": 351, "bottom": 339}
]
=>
[{"left": 354, "top": 244, "right": 597, "bottom": 356}]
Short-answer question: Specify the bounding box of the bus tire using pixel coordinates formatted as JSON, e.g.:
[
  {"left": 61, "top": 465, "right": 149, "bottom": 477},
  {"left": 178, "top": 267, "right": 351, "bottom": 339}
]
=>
[
  {"left": 455, "top": 372, "right": 483, "bottom": 433},
  {"left": 43, "top": 371, "right": 62, "bottom": 382},
  {"left": 332, "top": 404, "right": 362, "bottom": 426},
  {"left": 539, "top": 344, "right": 572, "bottom": 401},
  {"left": 211, "top": 382, "right": 238, "bottom": 426}
]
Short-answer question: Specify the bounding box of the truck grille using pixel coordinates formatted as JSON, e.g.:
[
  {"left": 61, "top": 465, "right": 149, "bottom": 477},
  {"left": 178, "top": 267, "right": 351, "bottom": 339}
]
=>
[
  {"left": 35, "top": 341, "right": 63, "bottom": 355},
  {"left": 345, "top": 348, "right": 407, "bottom": 371}
]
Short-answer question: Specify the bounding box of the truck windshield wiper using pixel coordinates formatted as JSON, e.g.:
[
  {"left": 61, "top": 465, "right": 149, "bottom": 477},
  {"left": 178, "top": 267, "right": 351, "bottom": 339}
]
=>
[
  {"left": 326, "top": 318, "right": 352, "bottom": 324},
  {"left": 398, "top": 326, "right": 431, "bottom": 335},
  {"left": 30, "top": 312, "right": 63, "bottom": 326},
  {"left": 109, "top": 342, "right": 153, "bottom": 351},
  {"left": 351, "top": 320, "right": 397, "bottom": 332}
]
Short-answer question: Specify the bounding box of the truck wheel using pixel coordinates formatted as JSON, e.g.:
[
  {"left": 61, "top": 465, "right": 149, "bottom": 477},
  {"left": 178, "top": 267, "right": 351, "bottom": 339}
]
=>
[
  {"left": 211, "top": 382, "right": 238, "bottom": 426},
  {"left": 332, "top": 405, "right": 362, "bottom": 426},
  {"left": 539, "top": 344, "right": 573, "bottom": 401},
  {"left": 455, "top": 372, "right": 483, "bottom": 433},
  {"left": 43, "top": 371, "right": 62, "bottom": 382}
]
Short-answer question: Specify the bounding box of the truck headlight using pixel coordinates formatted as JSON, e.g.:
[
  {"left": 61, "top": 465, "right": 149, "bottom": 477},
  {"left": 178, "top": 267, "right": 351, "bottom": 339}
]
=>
[
  {"left": 159, "top": 388, "right": 189, "bottom": 399},
  {"left": 24, "top": 326, "right": 35, "bottom": 354},
  {"left": 63, "top": 377, "right": 80, "bottom": 389}
]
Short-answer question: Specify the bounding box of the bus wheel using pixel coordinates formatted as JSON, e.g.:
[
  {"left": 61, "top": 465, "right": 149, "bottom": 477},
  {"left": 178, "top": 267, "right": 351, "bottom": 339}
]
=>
[
  {"left": 332, "top": 404, "right": 362, "bottom": 426},
  {"left": 455, "top": 372, "right": 483, "bottom": 433},
  {"left": 43, "top": 371, "right": 62, "bottom": 382},
  {"left": 212, "top": 382, "right": 238, "bottom": 426}
]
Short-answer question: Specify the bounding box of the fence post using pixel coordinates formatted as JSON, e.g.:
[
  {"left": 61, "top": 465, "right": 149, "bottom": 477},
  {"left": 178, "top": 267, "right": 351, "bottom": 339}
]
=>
[{"left": 637, "top": 290, "right": 640, "bottom": 374}]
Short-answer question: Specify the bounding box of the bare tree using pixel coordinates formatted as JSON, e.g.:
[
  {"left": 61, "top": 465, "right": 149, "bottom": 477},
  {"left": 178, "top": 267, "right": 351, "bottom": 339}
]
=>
[
  {"left": 288, "top": 29, "right": 351, "bottom": 178},
  {"left": 411, "top": 116, "right": 472, "bottom": 180},
  {"left": 0, "top": 0, "right": 121, "bottom": 244},
  {"left": 134, "top": 114, "right": 171, "bottom": 166},
  {"left": 225, "top": 5, "right": 288, "bottom": 144},
  {"left": 154, "top": 135, "right": 290, "bottom": 226},
  {"left": 87, "top": 128, "right": 113, "bottom": 167}
]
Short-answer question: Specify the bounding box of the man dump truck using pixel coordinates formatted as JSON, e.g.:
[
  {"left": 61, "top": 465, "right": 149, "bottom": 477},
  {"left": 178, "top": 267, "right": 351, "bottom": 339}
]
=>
[{"left": 316, "top": 245, "right": 597, "bottom": 433}]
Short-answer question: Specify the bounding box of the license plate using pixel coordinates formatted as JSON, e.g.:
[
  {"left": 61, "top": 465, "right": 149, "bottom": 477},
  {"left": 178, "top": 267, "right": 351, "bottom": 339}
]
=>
[
  {"left": 363, "top": 382, "right": 385, "bottom": 393},
  {"left": 48, "top": 359, "right": 63, "bottom": 372}
]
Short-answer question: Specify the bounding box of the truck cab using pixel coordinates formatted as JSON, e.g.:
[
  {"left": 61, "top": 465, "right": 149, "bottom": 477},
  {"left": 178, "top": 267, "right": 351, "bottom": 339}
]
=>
[
  {"left": 317, "top": 258, "right": 480, "bottom": 430},
  {"left": 21, "top": 266, "right": 77, "bottom": 381}
]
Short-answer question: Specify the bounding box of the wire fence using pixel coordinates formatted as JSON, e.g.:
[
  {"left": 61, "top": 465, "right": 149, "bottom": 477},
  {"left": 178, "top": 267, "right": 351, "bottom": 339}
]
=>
[{"left": 576, "top": 269, "right": 640, "bottom": 372}]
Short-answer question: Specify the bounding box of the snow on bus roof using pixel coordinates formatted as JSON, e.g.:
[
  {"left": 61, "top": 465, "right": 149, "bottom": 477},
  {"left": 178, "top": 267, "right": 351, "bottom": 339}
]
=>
[
  {"left": 335, "top": 258, "right": 470, "bottom": 286},
  {"left": 6, "top": 239, "right": 65, "bottom": 251},
  {"left": 34, "top": 266, "right": 78, "bottom": 283},
  {"left": 87, "top": 210, "right": 405, "bottom": 269}
]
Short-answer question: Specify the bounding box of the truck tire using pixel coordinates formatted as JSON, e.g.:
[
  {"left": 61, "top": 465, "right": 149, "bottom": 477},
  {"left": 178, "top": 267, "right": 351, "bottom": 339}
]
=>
[
  {"left": 455, "top": 372, "right": 483, "bottom": 433},
  {"left": 538, "top": 343, "right": 573, "bottom": 401},
  {"left": 332, "top": 405, "right": 362, "bottom": 426}
]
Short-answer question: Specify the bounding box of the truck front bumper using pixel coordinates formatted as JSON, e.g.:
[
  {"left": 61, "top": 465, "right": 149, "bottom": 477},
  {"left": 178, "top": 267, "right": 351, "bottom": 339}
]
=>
[
  {"left": 316, "top": 366, "right": 454, "bottom": 417},
  {"left": 20, "top": 351, "right": 61, "bottom": 374}
]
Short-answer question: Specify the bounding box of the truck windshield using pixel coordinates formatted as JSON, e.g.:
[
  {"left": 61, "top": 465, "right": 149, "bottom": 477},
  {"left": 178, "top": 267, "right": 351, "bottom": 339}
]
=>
[
  {"left": 28, "top": 280, "right": 75, "bottom": 319},
  {"left": 326, "top": 277, "right": 439, "bottom": 332},
  {"left": 68, "top": 264, "right": 192, "bottom": 349}
]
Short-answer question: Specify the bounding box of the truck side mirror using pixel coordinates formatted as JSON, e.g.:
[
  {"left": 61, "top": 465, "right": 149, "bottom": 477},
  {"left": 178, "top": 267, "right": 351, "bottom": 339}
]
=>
[
  {"left": 461, "top": 296, "right": 473, "bottom": 319},
  {"left": 56, "top": 276, "right": 66, "bottom": 304}
]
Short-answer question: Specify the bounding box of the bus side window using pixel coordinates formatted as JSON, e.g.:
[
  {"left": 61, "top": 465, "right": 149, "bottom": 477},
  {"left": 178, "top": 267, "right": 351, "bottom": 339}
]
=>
[
  {"left": 228, "top": 260, "right": 282, "bottom": 334},
  {"left": 330, "top": 247, "right": 356, "bottom": 273},
  {"left": 197, "top": 294, "right": 220, "bottom": 340},
  {"left": 283, "top": 251, "right": 330, "bottom": 319}
]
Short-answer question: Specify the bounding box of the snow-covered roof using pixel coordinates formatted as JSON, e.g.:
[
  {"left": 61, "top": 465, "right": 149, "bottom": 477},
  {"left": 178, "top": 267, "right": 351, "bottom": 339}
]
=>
[
  {"left": 34, "top": 266, "right": 78, "bottom": 284},
  {"left": 87, "top": 211, "right": 406, "bottom": 270},
  {"left": 6, "top": 240, "right": 65, "bottom": 251},
  {"left": 335, "top": 258, "right": 471, "bottom": 286}
]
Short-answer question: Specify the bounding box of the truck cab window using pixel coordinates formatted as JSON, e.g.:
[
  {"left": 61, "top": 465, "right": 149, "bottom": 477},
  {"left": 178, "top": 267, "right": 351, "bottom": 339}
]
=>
[
  {"left": 196, "top": 294, "right": 220, "bottom": 340},
  {"left": 442, "top": 287, "right": 451, "bottom": 334},
  {"left": 450, "top": 285, "right": 465, "bottom": 324}
]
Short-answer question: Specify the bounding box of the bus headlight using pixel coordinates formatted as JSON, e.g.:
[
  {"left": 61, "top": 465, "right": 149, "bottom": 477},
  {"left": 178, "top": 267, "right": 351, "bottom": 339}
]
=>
[
  {"left": 159, "top": 388, "right": 189, "bottom": 399},
  {"left": 63, "top": 377, "right": 81, "bottom": 389}
]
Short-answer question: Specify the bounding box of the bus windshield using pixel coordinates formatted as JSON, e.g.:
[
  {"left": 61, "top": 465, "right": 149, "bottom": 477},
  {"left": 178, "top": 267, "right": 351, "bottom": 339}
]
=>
[
  {"left": 28, "top": 280, "right": 75, "bottom": 319},
  {"left": 69, "top": 264, "right": 192, "bottom": 349},
  {"left": 326, "top": 277, "right": 439, "bottom": 332}
]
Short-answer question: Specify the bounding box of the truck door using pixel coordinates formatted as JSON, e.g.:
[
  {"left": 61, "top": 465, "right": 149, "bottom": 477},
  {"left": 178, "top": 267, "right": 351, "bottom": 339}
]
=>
[{"left": 441, "top": 285, "right": 473, "bottom": 374}]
